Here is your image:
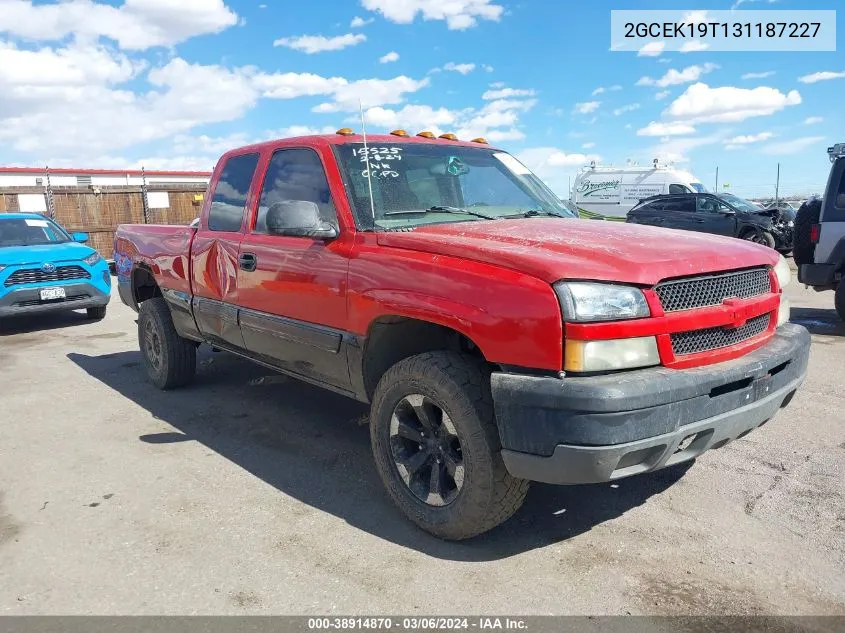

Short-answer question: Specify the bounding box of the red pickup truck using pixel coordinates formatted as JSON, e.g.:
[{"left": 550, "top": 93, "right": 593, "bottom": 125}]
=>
[{"left": 114, "top": 130, "right": 810, "bottom": 539}]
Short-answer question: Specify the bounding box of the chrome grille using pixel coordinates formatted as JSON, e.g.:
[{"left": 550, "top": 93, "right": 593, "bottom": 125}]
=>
[
  {"left": 655, "top": 268, "right": 771, "bottom": 313},
  {"left": 4, "top": 265, "right": 90, "bottom": 287},
  {"left": 670, "top": 313, "right": 771, "bottom": 356}
]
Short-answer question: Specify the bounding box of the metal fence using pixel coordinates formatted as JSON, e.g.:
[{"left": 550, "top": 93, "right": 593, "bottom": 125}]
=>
[{"left": 0, "top": 184, "right": 206, "bottom": 260}]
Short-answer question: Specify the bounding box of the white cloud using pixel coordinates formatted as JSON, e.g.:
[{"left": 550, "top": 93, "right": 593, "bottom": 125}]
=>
[
  {"left": 798, "top": 71, "right": 845, "bottom": 84},
  {"left": 481, "top": 87, "right": 535, "bottom": 100},
  {"left": 488, "top": 81, "right": 505, "bottom": 89},
  {"left": 683, "top": 10, "right": 709, "bottom": 24},
  {"left": 724, "top": 132, "right": 774, "bottom": 149},
  {"left": 574, "top": 101, "right": 600, "bottom": 114},
  {"left": 731, "top": 0, "right": 779, "bottom": 9},
  {"left": 664, "top": 83, "right": 802, "bottom": 123},
  {"left": 274, "top": 33, "right": 366, "bottom": 54},
  {"left": 680, "top": 41, "right": 709, "bottom": 53},
  {"left": 726, "top": 132, "right": 774, "bottom": 145},
  {"left": 761, "top": 136, "right": 825, "bottom": 156},
  {"left": 637, "top": 63, "right": 718, "bottom": 88},
  {"left": 443, "top": 62, "right": 475, "bottom": 74},
  {"left": 649, "top": 134, "right": 721, "bottom": 164},
  {"left": 0, "top": 0, "right": 239, "bottom": 50},
  {"left": 655, "top": 90, "right": 671, "bottom": 100},
  {"left": 804, "top": 116, "right": 823, "bottom": 125},
  {"left": 636, "top": 121, "right": 697, "bottom": 137},
  {"left": 613, "top": 103, "right": 640, "bottom": 116},
  {"left": 350, "top": 16, "right": 373, "bottom": 27},
  {"left": 379, "top": 51, "right": 399, "bottom": 63},
  {"left": 481, "top": 64, "right": 494, "bottom": 72},
  {"left": 361, "top": 0, "right": 504, "bottom": 30},
  {"left": 362, "top": 104, "right": 457, "bottom": 132},
  {"left": 582, "top": 142, "right": 595, "bottom": 149},
  {"left": 638, "top": 41, "right": 665, "bottom": 57},
  {"left": 742, "top": 71, "right": 775, "bottom": 80},
  {"left": 517, "top": 146, "right": 601, "bottom": 194},
  {"left": 591, "top": 85, "right": 620, "bottom": 96}
]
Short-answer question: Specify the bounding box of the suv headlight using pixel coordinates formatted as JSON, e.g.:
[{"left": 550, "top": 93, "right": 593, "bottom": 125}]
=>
[
  {"left": 83, "top": 252, "right": 102, "bottom": 266},
  {"left": 774, "top": 254, "right": 791, "bottom": 290},
  {"left": 554, "top": 282, "right": 650, "bottom": 322}
]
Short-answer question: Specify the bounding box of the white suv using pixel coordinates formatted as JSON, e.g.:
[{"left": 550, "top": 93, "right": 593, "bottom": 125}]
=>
[{"left": 794, "top": 143, "right": 845, "bottom": 320}]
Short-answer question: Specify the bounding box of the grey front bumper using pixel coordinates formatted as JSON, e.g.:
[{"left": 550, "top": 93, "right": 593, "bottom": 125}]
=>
[
  {"left": 493, "top": 324, "right": 810, "bottom": 485},
  {"left": 0, "top": 283, "right": 110, "bottom": 318}
]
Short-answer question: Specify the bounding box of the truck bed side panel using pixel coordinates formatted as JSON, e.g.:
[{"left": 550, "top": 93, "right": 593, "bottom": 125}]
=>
[{"left": 114, "top": 225, "right": 200, "bottom": 340}]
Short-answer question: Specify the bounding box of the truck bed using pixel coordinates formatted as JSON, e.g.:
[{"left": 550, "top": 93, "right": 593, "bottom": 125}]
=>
[{"left": 114, "top": 224, "right": 196, "bottom": 298}]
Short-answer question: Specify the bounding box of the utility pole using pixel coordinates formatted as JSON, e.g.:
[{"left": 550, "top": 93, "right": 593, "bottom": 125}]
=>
[
  {"left": 715, "top": 166, "right": 719, "bottom": 192},
  {"left": 775, "top": 162, "right": 780, "bottom": 205}
]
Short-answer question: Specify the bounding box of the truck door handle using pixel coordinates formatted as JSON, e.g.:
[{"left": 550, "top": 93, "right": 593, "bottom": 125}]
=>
[{"left": 239, "top": 253, "right": 257, "bottom": 272}]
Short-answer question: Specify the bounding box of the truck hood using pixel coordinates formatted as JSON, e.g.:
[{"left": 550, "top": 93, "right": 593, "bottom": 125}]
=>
[
  {"left": 0, "top": 242, "right": 96, "bottom": 266},
  {"left": 376, "top": 218, "right": 778, "bottom": 286}
]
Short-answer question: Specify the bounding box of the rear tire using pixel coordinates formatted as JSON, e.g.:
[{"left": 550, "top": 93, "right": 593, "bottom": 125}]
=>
[
  {"left": 369, "top": 351, "right": 529, "bottom": 540},
  {"left": 138, "top": 297, "right": 196, "bottom": 390},
  {"left": 793, "top": 198, "right": 822, "bottom": 265},
  {"left": 86, "top": 306, "right": 107, "bottom": 320},
  {"left": 835, "top": 283, "right": 845, "bottom": 322}
]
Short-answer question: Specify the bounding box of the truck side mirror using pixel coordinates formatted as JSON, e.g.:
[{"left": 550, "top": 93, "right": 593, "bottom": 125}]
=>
[
  {"left": 265, "top": 200, "right": 338, "bottom": 239},
  {"left": 72, "top": 232, "right": 89, "bottom": 243}
]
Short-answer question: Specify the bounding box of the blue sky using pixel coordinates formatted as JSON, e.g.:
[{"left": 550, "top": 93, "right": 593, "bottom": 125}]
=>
[{"left": 0, "top": 0, "right": 842, "bottom": 198}]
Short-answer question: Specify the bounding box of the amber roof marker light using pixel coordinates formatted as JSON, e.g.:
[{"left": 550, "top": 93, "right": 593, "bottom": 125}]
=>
[
  {"left": 471, "top": 137, "right": 488, "bottom": 144},
  {"left": 416, "top": 131, "right": 435, "bottom": 138},
  {"left": 390, "top": 129, "right": 409, "bottom": 137},
  {"left": 439, "top": 133, "right": 458, "bottom": 141},
  {"left": 336, "top": 128, "right": 355, "bottom": 136}
]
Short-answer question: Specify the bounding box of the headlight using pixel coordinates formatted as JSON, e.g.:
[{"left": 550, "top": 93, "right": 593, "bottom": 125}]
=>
[
  {"left": 777, "top": 295, "right": 790, "bottom": 327},
  {"left": 774, "top": 254, "right": 791, "bottom": 290},
  {"left": 83, "top": 252, "right": 102, "bottom": 266},
  {"left": 555, "top": 282, "right": 650, "bottom": 322},
  {"left": 564, "top": 337, "right": 660, "bottom": 372}
]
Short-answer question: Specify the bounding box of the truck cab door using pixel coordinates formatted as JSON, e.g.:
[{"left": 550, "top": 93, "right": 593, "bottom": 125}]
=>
[
  {"left": 236, "top": 147, "right": 352, "bottom": 391},
  {"left": 191, "top": 152, "right": 261, "bottom": 351}
]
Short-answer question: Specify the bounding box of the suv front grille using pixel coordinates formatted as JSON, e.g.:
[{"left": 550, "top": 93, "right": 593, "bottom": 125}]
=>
[
  {"left": 4, "top": 265, "right": 90, "bottom": 287},
  {"left": 655, "top": 268, "right": 771, "bottom": 313},
  {"left": 670, "top": 313, "right": 771, "bottom": 356}
]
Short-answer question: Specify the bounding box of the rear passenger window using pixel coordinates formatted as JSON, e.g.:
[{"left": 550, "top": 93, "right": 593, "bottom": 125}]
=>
[
  {"left": 254, "top": 149, "right": 337, "bottom": 234},
  {"left": 208, "top": 153, "right": 260, "bottom": 232},
  {"left": 669, "top": 184, "right": 690, "bottom": 194}
]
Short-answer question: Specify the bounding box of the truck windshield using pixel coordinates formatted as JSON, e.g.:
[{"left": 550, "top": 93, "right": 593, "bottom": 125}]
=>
[
  {"left": 333, "top": 143, "right": 575, "bottom": 229},
  {"left": 0, "top": 217, "right": 71, "bottom": 247}
]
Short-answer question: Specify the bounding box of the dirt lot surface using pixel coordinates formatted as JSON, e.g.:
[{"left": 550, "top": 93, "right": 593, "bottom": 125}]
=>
[{"left": 1, "top": 274, "right": 843, "bottom": 615}]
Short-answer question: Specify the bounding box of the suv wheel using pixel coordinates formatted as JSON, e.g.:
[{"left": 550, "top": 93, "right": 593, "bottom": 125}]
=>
[
  {"left": 836, "top": 283, "right": 845, "bottom": 322},
  {"left": 369, "top": 351, "right": 529, "bottom": 540},
  {"left": 743, "top": 229, "right": 776, "bottom": 249},
  {"left": 138, "top": 297, "right": 197, "bottom": 390},
  {"left": 793, "top": 199, "right": 822, "bottom": 265}
]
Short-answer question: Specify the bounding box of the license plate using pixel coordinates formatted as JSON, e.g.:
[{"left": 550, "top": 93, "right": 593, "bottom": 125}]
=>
[{"left": 40, "top": 287, "right": 66, "bottom": 301}]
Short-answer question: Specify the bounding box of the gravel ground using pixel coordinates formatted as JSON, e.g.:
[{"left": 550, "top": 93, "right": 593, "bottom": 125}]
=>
[{"left": 0, "top": 274, "right": 843, "bottom": 615}]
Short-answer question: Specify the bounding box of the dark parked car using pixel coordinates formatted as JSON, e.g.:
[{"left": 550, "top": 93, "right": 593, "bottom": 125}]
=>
[{"left": 626, "top": 192, "right": 793, "bottom": 252}]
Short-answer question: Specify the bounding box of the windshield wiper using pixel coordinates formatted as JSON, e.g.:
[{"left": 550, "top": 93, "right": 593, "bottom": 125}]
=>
[
  {"left": 503, "top": 209, "right": 566, "bottom": 218},
  {"left": 384, "top": 206, "right": 500, "bottom": 221}
]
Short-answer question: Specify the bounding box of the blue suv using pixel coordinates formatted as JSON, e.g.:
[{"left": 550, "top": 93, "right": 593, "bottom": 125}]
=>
[{"left": 0, "top": 213, "right": 111, "bottom": 320}]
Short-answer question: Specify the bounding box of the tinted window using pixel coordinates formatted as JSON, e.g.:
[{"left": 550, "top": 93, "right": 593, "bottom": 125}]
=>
[
  {"left": 669, "top": 184, "right": 690, "bottom": 194},
  {"left": 698, "top": 196, "right": 731, "bottom": 213},
  {"left": 663, "top": 197, "right": 695, "bottom": 213},
  {"left": 254, "top": 149, "right": 336, "bottom": 233},
  {"left": 634, "top": 200, "right": 663, "bottom": 213},
  {"left": 0, "top": 217, "right": 70, "bottom": 247},
  {"left": 208, "top": 153, "right": 259, "bottom": 232}
]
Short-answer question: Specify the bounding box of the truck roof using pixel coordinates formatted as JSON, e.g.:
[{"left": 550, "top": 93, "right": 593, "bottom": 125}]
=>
[{"left": 220, "top": 133, "right": 501, "bottom": 158}]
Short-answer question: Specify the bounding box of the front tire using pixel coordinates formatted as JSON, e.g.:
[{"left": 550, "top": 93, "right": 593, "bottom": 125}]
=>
[
  {"left": 835, "top": 283, "right": 845, "bottom": 322},
  {"left": 138, "top": 297, "right": 196, "bottom": 390},
  {"left": 743, "top": 229, "right": 776, "bottom": 249},
  {"left": 370, "top": 351, "right": 529, "bottom": 540}
]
